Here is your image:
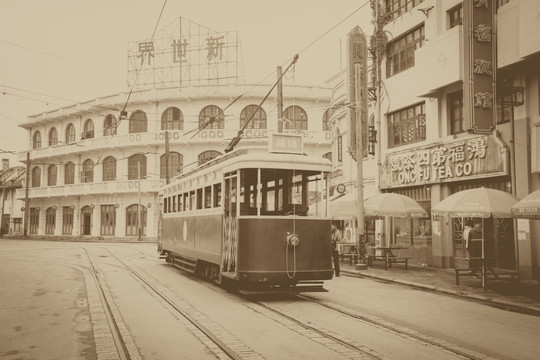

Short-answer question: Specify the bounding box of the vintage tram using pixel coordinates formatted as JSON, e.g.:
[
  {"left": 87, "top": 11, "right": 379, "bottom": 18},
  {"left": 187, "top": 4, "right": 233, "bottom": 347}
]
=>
[{"left": 158, "top": 139, "right": 333, "bottom": 290}]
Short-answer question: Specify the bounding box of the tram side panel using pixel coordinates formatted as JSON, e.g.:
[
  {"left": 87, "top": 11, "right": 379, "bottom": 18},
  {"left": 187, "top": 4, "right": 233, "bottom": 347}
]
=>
[{"left": 236, "top": 218, "right": 333, "bottom": 283}]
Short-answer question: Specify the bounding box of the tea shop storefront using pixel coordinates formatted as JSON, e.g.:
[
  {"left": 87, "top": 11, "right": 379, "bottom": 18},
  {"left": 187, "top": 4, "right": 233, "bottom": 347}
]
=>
[{"left": 380, "top": 134, "right": 511, "bottom": 269}]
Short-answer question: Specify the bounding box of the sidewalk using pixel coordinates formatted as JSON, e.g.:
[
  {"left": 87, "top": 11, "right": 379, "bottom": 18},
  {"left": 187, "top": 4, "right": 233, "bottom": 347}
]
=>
[{"left": 339, "top": 260, "right": 540, "bottom": 316}]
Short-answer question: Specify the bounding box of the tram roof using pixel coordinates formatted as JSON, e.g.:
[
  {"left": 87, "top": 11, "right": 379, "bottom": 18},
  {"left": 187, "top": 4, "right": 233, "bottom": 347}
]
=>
[{"left": 163, "top": 147, "right": 331, "bottom": 190}]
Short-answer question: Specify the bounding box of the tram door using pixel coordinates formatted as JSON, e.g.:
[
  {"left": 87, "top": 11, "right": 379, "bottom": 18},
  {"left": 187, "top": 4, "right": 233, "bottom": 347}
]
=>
[{"left": 221, "top": 171, "right": 238, "bottom": 274}]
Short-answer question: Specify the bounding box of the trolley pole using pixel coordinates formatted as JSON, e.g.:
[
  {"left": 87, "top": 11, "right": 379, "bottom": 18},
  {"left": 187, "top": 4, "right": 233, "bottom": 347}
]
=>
[
  {"left": 137, "top": 162, "right": 142, "bottom": 240},
  {"left": 277, "top": 66, "right": 283, "bottom": 132}
]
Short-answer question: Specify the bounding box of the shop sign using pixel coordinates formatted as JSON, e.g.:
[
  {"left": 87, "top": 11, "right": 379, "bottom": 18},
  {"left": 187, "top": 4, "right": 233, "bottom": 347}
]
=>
[
  {"left": 463, "top": 0, "right": 496, "bottom": 133},
  {"left": 380, "top": 135, "right": 507, "bottom": 189}
]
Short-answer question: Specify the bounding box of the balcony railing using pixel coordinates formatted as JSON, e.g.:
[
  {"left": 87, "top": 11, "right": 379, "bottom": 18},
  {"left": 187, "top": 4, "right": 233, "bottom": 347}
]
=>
[{"left": 19, "top": 129, "right": 332, "bottom": 161}]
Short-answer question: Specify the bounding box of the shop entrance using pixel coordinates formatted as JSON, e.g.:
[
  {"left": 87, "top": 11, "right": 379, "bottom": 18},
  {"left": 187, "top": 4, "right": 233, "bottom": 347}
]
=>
[{"left": 81, "top": 206, "right": 93, "bottom": 235}]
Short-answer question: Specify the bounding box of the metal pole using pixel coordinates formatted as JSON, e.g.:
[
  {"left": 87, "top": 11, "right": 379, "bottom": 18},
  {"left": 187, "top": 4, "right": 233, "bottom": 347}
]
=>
[
  {"left": 277, "top": 66, "right": 283, "bottom": 132},
  {"left": 23, "top": 152, "right": 30, "bottom": 237},
  {"left": 137, "top": 161, "right": 142, "bottom": 240},
  {"left": 165, "top": 130, "right": 170, "bottom": 184},
  {"left": 355, "top": 63, "right": 365, "bottom": 265}
]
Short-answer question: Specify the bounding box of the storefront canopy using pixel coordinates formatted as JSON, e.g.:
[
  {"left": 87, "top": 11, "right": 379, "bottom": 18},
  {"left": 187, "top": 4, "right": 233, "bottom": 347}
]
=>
[
  {"left": 432, "top": 187, "right": 518, "bottom": 218},
  {"left": 511, "top": 189, "right": 540, "bottom": 219},
  {"left": 330, "top": 192, "right": 428, "bottom": 219}
]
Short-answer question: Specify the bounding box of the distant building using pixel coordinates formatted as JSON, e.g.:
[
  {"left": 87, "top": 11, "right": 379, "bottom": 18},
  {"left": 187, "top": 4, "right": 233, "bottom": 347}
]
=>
[{"left": 0, "top": 159, "right": 25, "bottom": 236}]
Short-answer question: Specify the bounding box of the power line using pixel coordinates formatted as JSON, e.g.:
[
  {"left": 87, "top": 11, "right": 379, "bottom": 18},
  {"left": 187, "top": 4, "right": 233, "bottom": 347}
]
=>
[{"left": 0, "top": 84, "right": 79, "bottom": 104}]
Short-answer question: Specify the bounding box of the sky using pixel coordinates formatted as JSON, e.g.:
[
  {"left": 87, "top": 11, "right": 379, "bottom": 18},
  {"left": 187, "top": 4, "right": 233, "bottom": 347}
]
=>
[{"left": 0, "top": 0, "right": 373, "bottom": 166}]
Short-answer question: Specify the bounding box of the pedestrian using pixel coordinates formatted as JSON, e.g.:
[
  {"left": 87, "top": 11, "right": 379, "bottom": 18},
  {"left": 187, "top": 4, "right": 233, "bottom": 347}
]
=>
[
  {"left": 331, "top": 223, "right": 342, "bottom": 277},
  {"left": 463, "top": 219, "right": 473, "bottom": 256},
  {"left": 468, "top": 219, "right": 483, "bottom": 278}
]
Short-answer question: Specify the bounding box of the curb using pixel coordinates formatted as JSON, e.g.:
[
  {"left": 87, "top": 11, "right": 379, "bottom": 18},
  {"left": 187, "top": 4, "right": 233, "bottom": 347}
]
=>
[{"left": 342, "top": 269, "right": 540, "bottom": 316}]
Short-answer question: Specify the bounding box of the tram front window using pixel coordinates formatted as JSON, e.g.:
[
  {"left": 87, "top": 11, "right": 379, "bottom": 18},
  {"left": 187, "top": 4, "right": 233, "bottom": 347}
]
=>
[{"left": 237, "top": 168, "right": 327, "bottom": 217}]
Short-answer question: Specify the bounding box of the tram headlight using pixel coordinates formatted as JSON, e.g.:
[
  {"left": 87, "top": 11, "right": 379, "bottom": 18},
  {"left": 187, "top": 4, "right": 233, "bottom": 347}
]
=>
[{"left": 286, "top": 232, "right": 300, "bottom": 247}]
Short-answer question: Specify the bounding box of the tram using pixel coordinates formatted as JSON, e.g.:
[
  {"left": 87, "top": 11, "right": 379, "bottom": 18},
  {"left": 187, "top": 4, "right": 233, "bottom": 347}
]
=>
[{"left": 158, "top": 137, "right": 333, "bottom": 290}]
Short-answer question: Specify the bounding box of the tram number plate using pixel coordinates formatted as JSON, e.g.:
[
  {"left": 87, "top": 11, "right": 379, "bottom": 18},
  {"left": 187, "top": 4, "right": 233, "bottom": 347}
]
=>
[{"left": 270, "top": 134, "right": 303, "bottom": 154}]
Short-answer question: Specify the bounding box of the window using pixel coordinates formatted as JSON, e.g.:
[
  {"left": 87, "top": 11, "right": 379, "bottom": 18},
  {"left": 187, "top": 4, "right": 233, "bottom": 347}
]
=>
[
  {"left": 48, "top": 128, "right": 58, "bottom": 146},
  {"left": 128, "top": 154, "right": 147, "bottom": 180},
  {"left": 62, "top": 206, "right": 73, "bottom": 235},
  {"left": 199, "top": 105, "right": 224, "bottom": 129},
  {"left": 386, "top": 0, "right": 425, "bottom": 21},
  {"left": 83, "top": 119, "right": 94, "bottom": 139},
  {"left": 240, "top": 105, "right": 267, "bottom": 129},
  {"left": 161, "top": 107, "right": 183, "bottom": 130},
  {"left": 29, "top": 208, "right": 39, "bottom": 234},
  {"left": 31, "top": 167, "right": 41, "bottom": 187},
  {"left": 322, "top": 109, "right": 331, "bottom": 131},
  {"left": 449, "top": 91, "right": 464, "bottom": 134},
  {"left": 13, "top": 218, "right": 22, "bottom": 233},
  {"left": 496, "top": 93, "right": 513, "bottom": 125},
  {"left": 47, "top": 165, "right": 57, "bottom": 186},
  {"left": 45, "top": 207, "right": 56, "bottom": 235},
  {"left": 160, "top": 152, "right": 183, "bottom": 179},
  {"left": 129, "top": 110, "right": 148, "bottom": 133},
  {"left": 448, "top": 4, "right": 463, "bottom": 29},
  {"left": 391, "top": 187, "right": 431, "bottom": 247},
  {"left": 126, "top": 204, "right": 147, "bottom": 236},
  {"left": 104, "top": 115, "right": 117, "bottom": 136},
  {"left": 387, "top": 103, "right": 426, "bottom": 147},
  {"left": 198, "top": 150, "right": 221, "bottom": 166},
  {"left": 82, "top": 159, "right": 94, "bottom": 183},
  {"left": 102, "top": 156, "right": 116, "bottom": 181},
  {"left": 64, "top": 162, "right": 75, "bottom": 185},
  {"left": 65, "top": 123, "right": 76, "bottom": 143},
  {"left": 33, "top": 131, "right": 42, "bottom": 149},
  {"left": 283, "top": 106, "right": 308, "bottom": 130},
  {"left": 100, "top": 205, "right": 116, "bottom": 236},
  {"left": 213, "top": 183, "right": 222, "bottom": 207},
  {"left": 386, "top": 25, "right": 425, "bottom": 78}
]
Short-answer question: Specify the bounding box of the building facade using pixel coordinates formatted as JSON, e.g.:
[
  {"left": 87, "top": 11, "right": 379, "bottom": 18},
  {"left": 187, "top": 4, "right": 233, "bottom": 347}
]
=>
[
  {"left": 0, "top": 159, "right": 25, "bottom": 236},
  {"left": 330, "top": 0, "right": 540, "bottom": 281},
  {"left": 17, "top": 84, "right": 332, "bottom": 240}
]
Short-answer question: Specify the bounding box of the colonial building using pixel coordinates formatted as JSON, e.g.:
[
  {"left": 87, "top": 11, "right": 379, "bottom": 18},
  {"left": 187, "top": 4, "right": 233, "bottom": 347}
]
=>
[
  {"left": 0, "top": 159, "right": 25, "bottom": 236},
  {"left": 16, "top": 84, "right": 332, "bottom": 240},
  {"left": 329, "top": 0, "right": 539, "bottom": 281}
]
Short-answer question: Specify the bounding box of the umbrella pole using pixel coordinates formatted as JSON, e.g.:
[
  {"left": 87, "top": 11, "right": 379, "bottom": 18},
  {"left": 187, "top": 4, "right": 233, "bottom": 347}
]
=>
[{"left": 481, "top": 218, "right": 486, "bottom": 289}]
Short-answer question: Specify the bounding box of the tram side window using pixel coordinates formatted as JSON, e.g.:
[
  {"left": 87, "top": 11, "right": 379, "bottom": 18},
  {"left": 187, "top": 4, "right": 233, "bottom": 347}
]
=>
[
  {"left": 204, "top": 186, "right": 212, "bottom": 209},
  {"left": 213, "top": 183, "right": 222, "bottom": 207},
  {"left": 224, "top": 172, "right": 237, "bottom": 215},
  {"left": 190, "top": 191, "right": 196, "bottom": 211},
  {"left": 177, "top": 194, "right": 182, "bottom": 212},
  {"left": 240, "top": 169, "right": 258, "bottom": 215},
  {"left": 163, "top": 198, "right": 167, "bottom": 214},
  {"left": 196, "top": 188, "right": 203, "bottom": 209},
  {"left": 183, "top": 193, "right": 189, "bottom": 211},
  {"left": 172, "top": 196, "right": 176, "bottom": 212}
]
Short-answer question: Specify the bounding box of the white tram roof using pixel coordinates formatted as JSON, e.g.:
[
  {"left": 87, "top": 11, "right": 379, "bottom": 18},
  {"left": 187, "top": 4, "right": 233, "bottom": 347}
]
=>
[{"left": 161, "top": 146, "right": 331, "bottom": 193}]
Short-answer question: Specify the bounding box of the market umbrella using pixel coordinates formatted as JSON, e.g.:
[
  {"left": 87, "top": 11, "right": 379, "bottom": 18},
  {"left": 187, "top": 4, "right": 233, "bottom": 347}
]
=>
[
  {"left": 431, "top": 187, "right": 518, "bottom": 218},
  {"left": 432, "top": 187, "right": 519, "bottom": 288},
  {"left": 511, "top": 189, "right": 540, "bottom": 219},
  {"left": 363, "top": 192, "right": 428, "bottom": 218},
  {"left": 330, "top": 200, "right": 357, "bottom": 218}
]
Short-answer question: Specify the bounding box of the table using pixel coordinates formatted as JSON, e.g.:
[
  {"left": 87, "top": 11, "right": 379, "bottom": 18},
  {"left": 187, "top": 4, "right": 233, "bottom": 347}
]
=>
[{"left": 367, "top": 246, "right": 410, "bottom": 270}]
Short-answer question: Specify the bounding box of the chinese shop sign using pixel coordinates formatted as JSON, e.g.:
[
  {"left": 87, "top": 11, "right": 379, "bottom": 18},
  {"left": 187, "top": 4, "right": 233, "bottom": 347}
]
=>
[
  {"left": 128, "top": 17, "right": 241, "bottom": 90},
  {"left": 380, "top": 135, "right": 508, "bottom": 189},
  {"left": 463, "top": 0, "right": 496, "bottom": 133}
]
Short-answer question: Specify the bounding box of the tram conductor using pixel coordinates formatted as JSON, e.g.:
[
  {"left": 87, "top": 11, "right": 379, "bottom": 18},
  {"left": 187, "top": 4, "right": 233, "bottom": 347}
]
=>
[{"left": 331, "top": 224, "right": 342, "bottom": 276}]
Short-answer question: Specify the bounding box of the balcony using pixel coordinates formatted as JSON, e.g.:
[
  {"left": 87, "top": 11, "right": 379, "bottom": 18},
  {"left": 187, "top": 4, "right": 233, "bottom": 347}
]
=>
[
  {"left": 416, "top": 26, "right": 463, "bottom": 97},
  {"left": 16, "top": 179, "right": 165, "bottom": 200},
  {"left": 18, "top": 129, "right": 332, "bottom": 162},
  {"left": 497, "top": 0, "right": 540, "bottom": 68}
]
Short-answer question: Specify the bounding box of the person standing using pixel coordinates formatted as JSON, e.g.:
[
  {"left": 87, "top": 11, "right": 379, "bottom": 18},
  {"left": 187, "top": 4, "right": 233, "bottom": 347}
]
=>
[
  {"left": 468, "top": 219, "right": 483, "bottom": 278},
  {"left": 331, "top": 223, "right": 342, "bottom": 277}
]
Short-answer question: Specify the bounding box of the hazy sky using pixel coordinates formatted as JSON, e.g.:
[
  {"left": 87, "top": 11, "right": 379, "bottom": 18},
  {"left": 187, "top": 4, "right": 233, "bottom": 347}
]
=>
[{"left": 0, "top": 0, "right": 372, "bottom": 165}]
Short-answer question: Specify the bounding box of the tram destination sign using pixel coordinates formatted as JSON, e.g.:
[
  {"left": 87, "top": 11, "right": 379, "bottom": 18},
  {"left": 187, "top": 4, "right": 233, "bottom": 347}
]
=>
[{"left": 269, "top": 134, "right": 304, "bottom": 154}]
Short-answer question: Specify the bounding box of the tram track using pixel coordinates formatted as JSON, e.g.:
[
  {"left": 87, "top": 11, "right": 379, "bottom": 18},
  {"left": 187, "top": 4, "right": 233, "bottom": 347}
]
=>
[{"left": 91, "top": 246, "right": 264, "bottom": 360}]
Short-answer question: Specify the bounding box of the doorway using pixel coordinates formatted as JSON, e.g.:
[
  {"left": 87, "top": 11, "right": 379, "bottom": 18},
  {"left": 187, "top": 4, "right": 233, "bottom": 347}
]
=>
[{"left": 81, "top": 206, "right": 93, "bottom": 235}]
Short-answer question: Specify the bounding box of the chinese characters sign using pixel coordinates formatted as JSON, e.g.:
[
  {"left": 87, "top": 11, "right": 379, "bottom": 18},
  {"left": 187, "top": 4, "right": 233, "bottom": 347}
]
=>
[
  {"left": 128, "top": 17, "right": 241, "bottom": 90},
  {"left": 270, "top": 134, "right": 303, "bottom": 154},
  {"left": 463, "top": 0, "right": 496, "bottom": 133},
  {"left": 380, "top": 135, "right": 508, "bottom": 189}
]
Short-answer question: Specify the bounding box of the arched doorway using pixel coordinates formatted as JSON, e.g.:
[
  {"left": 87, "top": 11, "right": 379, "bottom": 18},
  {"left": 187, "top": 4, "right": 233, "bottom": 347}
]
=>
[{"left": 81, "top": 206, "right": 93, "bottom": 235}]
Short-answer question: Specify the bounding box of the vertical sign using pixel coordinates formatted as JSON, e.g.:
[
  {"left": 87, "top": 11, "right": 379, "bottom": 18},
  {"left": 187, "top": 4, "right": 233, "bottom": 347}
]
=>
[
  {"left": 463, "top": 0, "right": 496, "bottom": 133},
  {"left": 347, "top": 26, "right": 368, "bottom": 158}
]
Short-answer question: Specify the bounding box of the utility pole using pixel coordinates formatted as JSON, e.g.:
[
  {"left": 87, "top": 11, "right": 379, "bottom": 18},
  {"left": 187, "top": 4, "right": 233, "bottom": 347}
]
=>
[
  {"left": 23, "top": 152, "right": 30, "bottom": 237},
  {"left": 355, "top": 62, "right": 365, "bottom": 266},
  {"left": 137, "top": 161, "right": 142, "bottom": 240}
]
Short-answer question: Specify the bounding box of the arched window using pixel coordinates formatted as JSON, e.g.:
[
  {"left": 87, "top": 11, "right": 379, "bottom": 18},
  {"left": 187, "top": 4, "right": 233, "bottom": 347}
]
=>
[
  {"left": 128, "top": 154, "right": 147, "bottom": 180},
  {"left": 82, "top": 159, "right": 94, "bottom": 183},
  {"left": 240, "top": 105, "right": 266, "bottom": 129},
  {"left": 126, "top": 204, "right": 147, "bottom": 236},
  {"left": 48, "top": 128, "right": 58, "bottom": 146},
  {"left": 102, "top": 156, "right": 116, "bottom": 181},
  {"left": 160, "top": 152, "right": 183, "bottom": 179},
  {"left": 322, "top": 109, "right": 331, "bottom": 131},
  {"left": 199, "top": 105, "right": 224, "bottom": 129},
  {"left": 161, "top": 107, "right": 183, "bottom": 130},
  {"left": 45, "top": 207, "right": 56, "bottom": 235},
  {"left": 198, "top": 150, "right": 221, "bottom": 166},
  {"left": 83, "top": 119, "right": 94, "bottom": 139},
  {"left": 65, "top": 123, "right": 76, "bottom": 143},
  {"left": 283, "top": 105, "right": 308, "bottom": 130},
  {"left": 31, "top": 167, "right": 41, "bottom": 187},
  {"left": 64, "top": 162, "right": 75, "bottom": 185},
  {"left": 103, "top": 115, "right": 117, "bottom": 136},
  {"left": 47, "top": 165, "right": 57, "bottom": 186},
  {"left": 33, "top": 131, "right": 42, "bottom": 149},
  {"left": 129, "top": 110, "right": 147, "bottom": 133}
]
